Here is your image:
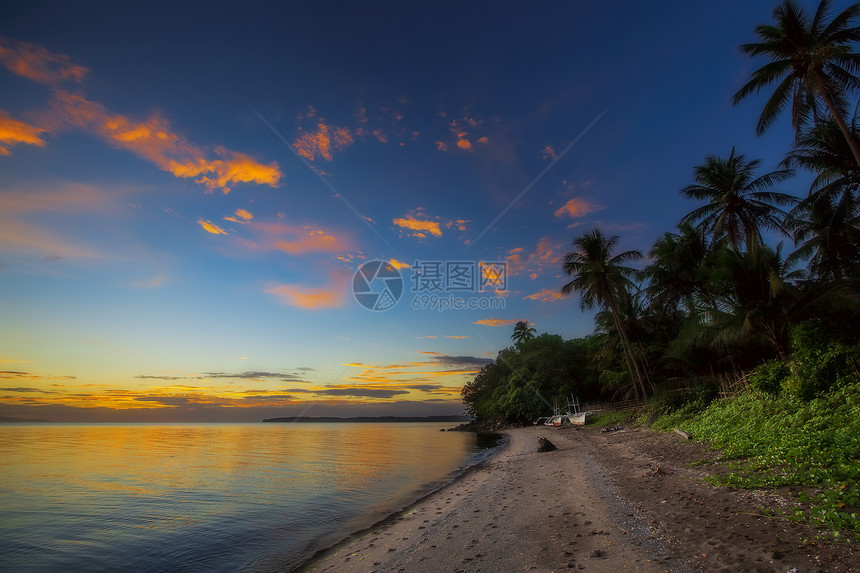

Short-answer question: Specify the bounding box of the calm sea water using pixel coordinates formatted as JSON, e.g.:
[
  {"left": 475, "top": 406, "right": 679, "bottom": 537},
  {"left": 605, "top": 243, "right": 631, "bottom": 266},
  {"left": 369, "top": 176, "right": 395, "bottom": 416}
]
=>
[{"left": 0, "top": 422, "right": 498, "bottom": 572}]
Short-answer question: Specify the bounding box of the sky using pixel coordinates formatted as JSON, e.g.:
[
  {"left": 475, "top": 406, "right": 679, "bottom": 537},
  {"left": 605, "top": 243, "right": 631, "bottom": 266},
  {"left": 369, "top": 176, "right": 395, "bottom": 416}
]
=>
[{"left": 0, "top": 1, "right": 822, "bottom": 422}]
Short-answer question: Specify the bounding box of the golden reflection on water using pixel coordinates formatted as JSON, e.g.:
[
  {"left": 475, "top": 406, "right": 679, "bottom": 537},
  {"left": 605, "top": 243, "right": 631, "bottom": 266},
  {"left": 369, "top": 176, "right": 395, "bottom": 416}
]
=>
[
  {"left": 0, "top": 422, "right": 478, "bottom": 570},
  {"left": 1, "top": 422, "right": 473, "bottom": 519}
]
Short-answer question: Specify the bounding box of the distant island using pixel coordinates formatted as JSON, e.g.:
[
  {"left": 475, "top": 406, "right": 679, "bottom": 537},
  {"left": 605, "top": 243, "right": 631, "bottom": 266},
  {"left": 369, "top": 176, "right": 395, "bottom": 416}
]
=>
[{"left": 262, "top": 415, "right": 470, "bottom": 423}]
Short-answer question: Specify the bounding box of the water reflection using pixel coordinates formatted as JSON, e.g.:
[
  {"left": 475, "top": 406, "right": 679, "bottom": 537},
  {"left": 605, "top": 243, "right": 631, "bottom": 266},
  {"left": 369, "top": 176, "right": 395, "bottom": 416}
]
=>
[{"left": 0, "top": 422, "right": 480, "bottom": 572}]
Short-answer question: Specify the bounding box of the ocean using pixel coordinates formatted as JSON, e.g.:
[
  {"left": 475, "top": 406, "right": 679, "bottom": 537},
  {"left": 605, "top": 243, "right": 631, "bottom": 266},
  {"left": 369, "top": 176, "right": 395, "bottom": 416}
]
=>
[{"left": 0, "top": 422, "right": 499, "bottom": 572}]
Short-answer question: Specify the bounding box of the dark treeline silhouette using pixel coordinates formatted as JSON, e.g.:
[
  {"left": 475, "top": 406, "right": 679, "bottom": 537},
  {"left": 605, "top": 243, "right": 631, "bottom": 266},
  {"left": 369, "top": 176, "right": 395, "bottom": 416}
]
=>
[{"left": 463, "top": 0, "right": 860, "bottom": 424}]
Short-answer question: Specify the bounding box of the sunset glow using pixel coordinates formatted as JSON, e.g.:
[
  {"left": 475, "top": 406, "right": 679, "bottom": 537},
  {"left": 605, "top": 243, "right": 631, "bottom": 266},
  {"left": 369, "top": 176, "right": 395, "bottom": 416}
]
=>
[{"left": 1, "top": 1, "right": 803, "bottom": 422}]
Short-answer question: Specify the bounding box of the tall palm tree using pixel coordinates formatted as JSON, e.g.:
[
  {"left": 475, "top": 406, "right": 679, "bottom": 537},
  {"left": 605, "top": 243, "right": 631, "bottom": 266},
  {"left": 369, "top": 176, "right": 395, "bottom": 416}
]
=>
[
  {"left": 732, "top": 0, "right": 860, "bottom": 167},
  {"left": 680, "top": 148, "right": 796, "bottom": 249},
  {"left": 511, "top": 320, "right": 536, "bottom": 346},
  {"left": 560, "top": 228, "right": 647, "bottom": 399}
]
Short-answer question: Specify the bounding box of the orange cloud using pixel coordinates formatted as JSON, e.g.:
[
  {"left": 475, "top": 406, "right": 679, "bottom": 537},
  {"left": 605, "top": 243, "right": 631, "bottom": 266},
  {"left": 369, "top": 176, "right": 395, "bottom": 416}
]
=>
[
  {"left": 505, "top": 237, "right": 561, "bottom": 277},
  {"left": 265, "top": 271, "right": 348, "bottom": 309},
  {"left": 0, "top": 39, "right": 88, "bottom": 84},
  {"left": 436, "top": 141, "right": 447, "bottom": 151},
  {"left": 523, "top": 288, "right": 564, "bottom": 302},
  {"left": 0, "top": 111, "right": 46, "bottom": 155},
  {"left": 477, "top": 136, "right": 488, "bottom": 144},
  {"left": 389, "top": 258, "right": 410, "bottom": 270},
  {"left": 393, "top": 215, "right": 442, "bottom": 238},
  {"left": 251, "top": 222, "right": 350, "bottom": 255},
  {"left": 51, "top": 91, "right": 280, "bottom": 192},
  {"left": 473, "top": 318, "right": 523, "bottom": 327},
  {"left": 456, "top": 137, "right": 472, "bottom": 149},
  {"left": 235, "top": 208, "right": 253, "bottom": 220},
  {"left": 197, "top": 219, "right": 228, "bottom": 235},
  {"left": 293, "top": 121, "right": 353, "bottom": 161},
  {"left": 553, "top": 197, "right": 603, "bottom": 219},
  {"left": 542, "top": 145, "right": 557, "bottom": 161}
]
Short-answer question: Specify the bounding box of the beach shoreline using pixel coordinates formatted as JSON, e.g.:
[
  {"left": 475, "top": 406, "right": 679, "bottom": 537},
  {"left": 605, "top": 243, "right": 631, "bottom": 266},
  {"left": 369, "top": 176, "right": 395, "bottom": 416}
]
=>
[{"left": 297, "top": 425, "right": 859, "bottom": 573}]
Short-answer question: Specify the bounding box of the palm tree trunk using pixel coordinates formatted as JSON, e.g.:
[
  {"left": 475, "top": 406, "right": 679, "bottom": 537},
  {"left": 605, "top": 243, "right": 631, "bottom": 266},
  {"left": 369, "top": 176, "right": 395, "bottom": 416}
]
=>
[
  {"left": 607, "top": 296, "right": 647, "bottom": 400},
  {"left": 816, "top": 76, "right": 860, "bottom": 169}
]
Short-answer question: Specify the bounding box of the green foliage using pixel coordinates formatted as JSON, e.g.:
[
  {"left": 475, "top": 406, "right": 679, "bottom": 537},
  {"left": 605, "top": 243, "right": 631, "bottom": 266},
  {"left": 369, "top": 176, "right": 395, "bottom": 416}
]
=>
[
  {"left": 588, "top": 409, "right": 639, "bottom": 426},
  {"left": 646, "top": 380, "right": 719, "bottom": 430},
  {"left": 654, "top": 381, "right": 860, "bottom": 534},
  {"left": 782, "top": 321, "right": 859, "bottom": 400},
  {"left": 460, "top": 334, "right": 603, "bottom": 423},
  {"left": 749, "top": 359, "right": 789, "bottom": 394}
]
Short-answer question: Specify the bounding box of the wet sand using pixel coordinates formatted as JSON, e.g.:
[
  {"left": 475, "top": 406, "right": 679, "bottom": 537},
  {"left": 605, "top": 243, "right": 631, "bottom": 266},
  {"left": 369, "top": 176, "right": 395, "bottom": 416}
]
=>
[{"left": 300, "top": 426, "right": 859, "bottom": 573}]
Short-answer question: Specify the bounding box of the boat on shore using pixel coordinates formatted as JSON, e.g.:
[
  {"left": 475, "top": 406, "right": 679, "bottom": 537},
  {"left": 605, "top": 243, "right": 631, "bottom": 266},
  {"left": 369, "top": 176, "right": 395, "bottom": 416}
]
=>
[{"left": 534, "top": 396, "right": 590, "bottom": 427}]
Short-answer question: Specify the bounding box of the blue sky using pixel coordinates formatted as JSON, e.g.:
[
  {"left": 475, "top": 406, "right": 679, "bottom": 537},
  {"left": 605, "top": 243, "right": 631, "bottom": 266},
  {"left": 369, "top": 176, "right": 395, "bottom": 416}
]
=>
[{"left": 0, "top": 0, "right": 820, "bottom": 421}]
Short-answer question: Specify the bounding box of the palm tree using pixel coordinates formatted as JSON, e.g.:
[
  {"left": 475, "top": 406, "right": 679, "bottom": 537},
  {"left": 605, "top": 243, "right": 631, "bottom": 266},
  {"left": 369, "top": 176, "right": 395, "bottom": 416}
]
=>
[
  {"left": 680, "top": 148, "right": 796, "bottom": 249},
  {"left": 732, "top": 0, "right": 860, "bottom": 167},
  {"left": 783, "top": 114, "right": 860, "bottom": 206},
  {"left": 560, "top": 228, "right": 647, "bottom": 399},
  {"left": 643, "top": 223, "right": 711, "bottom": 315},
  {"left": 511, "top": 320, "right": 536, "bottom": 346},
  {"left": 705, "top": 245, "right": 802, "bottom": 360},
  {"left": 783, "top": 116, "right": 860, "bottom": 280},
  {"left": 788, "top": 191, "right": 860, "bottom": 280}
]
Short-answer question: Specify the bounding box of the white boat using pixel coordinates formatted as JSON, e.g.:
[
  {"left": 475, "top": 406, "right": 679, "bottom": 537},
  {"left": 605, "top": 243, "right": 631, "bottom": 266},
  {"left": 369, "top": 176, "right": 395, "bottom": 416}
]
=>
[{"left": 534, "top": 396, "right": 590, "bottom": 427}]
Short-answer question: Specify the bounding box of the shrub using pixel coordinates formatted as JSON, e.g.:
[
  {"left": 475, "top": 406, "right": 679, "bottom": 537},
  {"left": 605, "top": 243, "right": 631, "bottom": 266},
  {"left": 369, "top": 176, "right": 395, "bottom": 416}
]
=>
[
  {"left": 749, "top": 359, "right": 789, "bottom": 395},
  {"left": 783, "top": 322, "right": 859, "bottom": 400}
]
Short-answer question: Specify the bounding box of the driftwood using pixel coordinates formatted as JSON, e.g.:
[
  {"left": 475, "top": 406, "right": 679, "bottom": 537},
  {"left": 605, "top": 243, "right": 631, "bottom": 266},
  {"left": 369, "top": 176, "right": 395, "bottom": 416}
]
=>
[
  {"left": 536, "top": 436, "right": 557, "bottom": 452},
  {"left": 674, "top": 428, "right": 692, "bottom": 440}
]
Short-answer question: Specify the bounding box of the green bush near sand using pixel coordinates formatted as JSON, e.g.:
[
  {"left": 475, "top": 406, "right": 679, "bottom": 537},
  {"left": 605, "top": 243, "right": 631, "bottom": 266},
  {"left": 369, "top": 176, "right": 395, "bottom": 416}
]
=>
[{"left": 654, "top": 381, "right": 860, "bottom": 535}]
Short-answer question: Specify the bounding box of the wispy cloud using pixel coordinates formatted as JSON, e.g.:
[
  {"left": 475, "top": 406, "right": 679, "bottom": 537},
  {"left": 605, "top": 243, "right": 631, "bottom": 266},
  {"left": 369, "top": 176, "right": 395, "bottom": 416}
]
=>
[
  {"left": 388, "top": 258, "right": 411, "bottom": 270},
  {"left": 293, "top": 121, "right": 353, "bottom": 161},
  {"left": 393, "top": 215, "right": 442, "bottom": 238},
  {"left": 436, "top": 115, "right": 489, "bottom": 153},
  {"left": 0, "top": 387, "right": 55, "bottom": 393},
  {"left": 197, "top": 219, "right": 229, "bottom": 235},
  {"left": 0, "top": 38, "right": 88, "bottom": 84},
  {"left": 416, "top": 352, "right": 493, "bottom": 367},
  {"left": 247, "top": 222, "right": 351, "bottom": 255},
  {"left": 136, "top": 371, "right": 307, "bottom": 382},
  {"left": 523, "top": 288, "right": 564, "bottom": 302},
  {"left": 0, "top": 183, "right": 110, "bottom": 258},
  {"left": 473, "top": 318, "right": 522, "bottom": 327},
  {"left": 49, "top": 91, "right": 281, "bottom": 193},
  {"left": 0, "top": 110, "right": 47, "bottom": 155},
  {"left": 265, "top": 269, "right": 349, "bottom": 309},
  {"left": 505, "top": 237, "right": 562, "bottom": 278},
  {"left": 553, "top": 197, "right": 603, "bottom": 219}
]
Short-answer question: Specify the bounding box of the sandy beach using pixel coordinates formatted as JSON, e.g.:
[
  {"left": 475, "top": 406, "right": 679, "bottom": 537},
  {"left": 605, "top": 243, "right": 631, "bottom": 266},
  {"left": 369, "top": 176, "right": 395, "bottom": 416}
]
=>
[{"left": 300, "top": 425, "right": 858, "bottom": 573}]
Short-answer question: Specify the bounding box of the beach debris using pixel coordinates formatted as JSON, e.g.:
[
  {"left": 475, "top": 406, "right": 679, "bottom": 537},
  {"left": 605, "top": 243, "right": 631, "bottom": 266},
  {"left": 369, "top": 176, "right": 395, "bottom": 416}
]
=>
[
  {"left": 536, "top": 436, "right": 557, "bottom": 452},
  {"left": 674, "top": 428, "right": 692, "bottom": 440},
  {"left": 601, "top": 425, "right": 623, "bottom": 433}
]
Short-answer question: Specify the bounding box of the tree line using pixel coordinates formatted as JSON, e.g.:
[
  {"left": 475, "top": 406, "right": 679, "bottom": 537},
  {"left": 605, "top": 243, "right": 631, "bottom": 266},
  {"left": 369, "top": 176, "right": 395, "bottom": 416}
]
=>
[{"left": 463, "top": 0, "right": 860, "bottom": 423}]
